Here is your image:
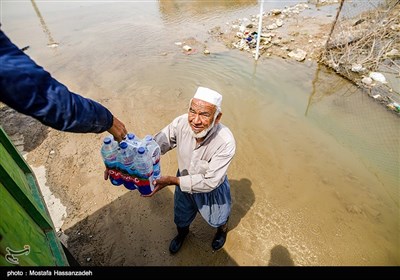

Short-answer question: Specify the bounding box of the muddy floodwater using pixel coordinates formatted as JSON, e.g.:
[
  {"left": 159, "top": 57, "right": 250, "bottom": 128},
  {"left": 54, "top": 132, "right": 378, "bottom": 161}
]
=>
[{"left": 1, "top": 1, "right": 399, "bottom": 266}]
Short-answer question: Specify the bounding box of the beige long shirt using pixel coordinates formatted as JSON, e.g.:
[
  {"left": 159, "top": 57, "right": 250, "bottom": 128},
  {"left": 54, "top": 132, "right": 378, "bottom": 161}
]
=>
[{"left": 154, "top": 113, "right": 236, "bottom": 194}]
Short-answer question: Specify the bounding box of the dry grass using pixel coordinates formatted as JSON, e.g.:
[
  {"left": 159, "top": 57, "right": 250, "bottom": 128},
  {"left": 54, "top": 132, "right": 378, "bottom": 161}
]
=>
[{"left": 319, "top": 1, "right": 400, "bottom": 113}]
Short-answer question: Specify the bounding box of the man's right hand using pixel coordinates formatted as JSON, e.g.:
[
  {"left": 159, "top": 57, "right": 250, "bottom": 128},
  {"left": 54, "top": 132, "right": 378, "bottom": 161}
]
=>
[{"left": 108, "top": 116, "right": 127, "bottom": 142}]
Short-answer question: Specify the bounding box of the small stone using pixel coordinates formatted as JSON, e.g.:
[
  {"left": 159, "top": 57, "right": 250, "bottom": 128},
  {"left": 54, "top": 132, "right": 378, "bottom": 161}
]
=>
[{"left": 361, "top": 76, "right": 373, "bottom": 86}]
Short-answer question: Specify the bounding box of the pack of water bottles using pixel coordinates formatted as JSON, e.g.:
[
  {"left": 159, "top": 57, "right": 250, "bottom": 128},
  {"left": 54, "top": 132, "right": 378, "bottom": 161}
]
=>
[{"left": 100, "top": 133, "right": 161, "bottom": 195}]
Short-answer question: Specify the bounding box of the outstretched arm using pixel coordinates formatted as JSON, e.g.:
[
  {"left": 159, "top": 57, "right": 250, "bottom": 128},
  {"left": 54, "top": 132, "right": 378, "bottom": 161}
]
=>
[{"left": 0, "top": 30, "right": 127, "bottom": 140}]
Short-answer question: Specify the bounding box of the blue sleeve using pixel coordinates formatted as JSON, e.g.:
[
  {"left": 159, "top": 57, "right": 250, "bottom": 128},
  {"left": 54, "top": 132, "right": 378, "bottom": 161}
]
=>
[{"left": 0, "top": 30, "right": 113, "bottom": 133}]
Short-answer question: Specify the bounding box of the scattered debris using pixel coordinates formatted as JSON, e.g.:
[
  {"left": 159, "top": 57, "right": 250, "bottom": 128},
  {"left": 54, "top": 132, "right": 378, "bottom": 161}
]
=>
[
  {"left": 369, "top": 72, "right": 387, "bottom": 84},
  {"left": 320, "top": 1, "right": 399, "bottom": 115},
  {"left": 182, "top": 45, "right": 192, "bottom": 52}
]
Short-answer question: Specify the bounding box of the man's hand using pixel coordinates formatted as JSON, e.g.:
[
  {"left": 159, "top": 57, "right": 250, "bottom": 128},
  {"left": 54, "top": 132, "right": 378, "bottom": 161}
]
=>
[
  {"left": 108, "top": 116, "right": 127, "bottom": 142},
  {"left": 141, "top": 176, "right": 179, "bottom": 197}
]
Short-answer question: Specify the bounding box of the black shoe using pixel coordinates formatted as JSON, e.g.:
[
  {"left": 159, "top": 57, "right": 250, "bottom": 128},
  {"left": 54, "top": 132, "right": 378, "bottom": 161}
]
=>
[
  {"left": 211, "top": 223, "right": 228, "bottom": 251},
  {"left": 169, "top": 226, "right": 189, "bottom": 254}
]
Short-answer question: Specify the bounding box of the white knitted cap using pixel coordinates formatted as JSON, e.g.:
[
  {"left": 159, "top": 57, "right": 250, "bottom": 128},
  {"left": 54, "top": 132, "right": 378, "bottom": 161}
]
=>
[{"left": 193, "top": 86, "right": 222, "bottom": 111}]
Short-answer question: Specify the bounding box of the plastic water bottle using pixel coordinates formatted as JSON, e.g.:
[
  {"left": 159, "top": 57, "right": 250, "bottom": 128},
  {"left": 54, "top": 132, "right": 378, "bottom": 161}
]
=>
[
  {"left": 118, "top": 141, "right": 134, "bottom": 173},
  {"left": 100, "top": 136, "right": 119, "bottom": 169},
  {"left": 125, "top": 132, "right": 141, "bottom": 153},
  {"left": 133, "top": 146, "right": 153, "bottom": 179},
  {"left": 118, "top": 141, "right": 138, "bottom": 190},
  {"left": 101, "top": 136, "right": 123, "bottom": 186},
  {"left": 143, "top": 135, "right": 161, "bottom": 180}
]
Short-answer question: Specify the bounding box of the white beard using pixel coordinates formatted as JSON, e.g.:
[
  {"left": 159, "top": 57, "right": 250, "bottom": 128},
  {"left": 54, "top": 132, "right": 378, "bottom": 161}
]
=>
[
  {"left": 190, "top": 112, "right": 218, "bottom": 139},
  {"left": 191, "top": 124, "right": 213, "bottom": 138}
]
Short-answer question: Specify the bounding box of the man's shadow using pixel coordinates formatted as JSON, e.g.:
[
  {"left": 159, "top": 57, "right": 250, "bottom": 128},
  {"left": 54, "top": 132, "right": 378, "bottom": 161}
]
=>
[
  {"left": 229, "top": 178, "right": 254, "bottom": 230},
  {"left": 268, "top": 244, "right": 295, "bottom": 266},
  {"left": 230, "top": 179, "right": 295, "bottom": 266}
]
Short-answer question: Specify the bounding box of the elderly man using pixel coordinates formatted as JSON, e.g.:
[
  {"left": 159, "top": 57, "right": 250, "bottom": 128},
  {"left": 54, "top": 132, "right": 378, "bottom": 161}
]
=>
[{"left": 143, "top": 86, "right": 236, "bottom": 254}]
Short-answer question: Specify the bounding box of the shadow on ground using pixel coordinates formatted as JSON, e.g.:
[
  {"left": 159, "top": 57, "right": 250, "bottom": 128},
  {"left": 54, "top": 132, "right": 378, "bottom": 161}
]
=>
[
  {"left": 65, "top": 177, "right": 255, "bottom": 266},
  {"left": 0, "top": 106, "right": 48, "bottom": 153}
]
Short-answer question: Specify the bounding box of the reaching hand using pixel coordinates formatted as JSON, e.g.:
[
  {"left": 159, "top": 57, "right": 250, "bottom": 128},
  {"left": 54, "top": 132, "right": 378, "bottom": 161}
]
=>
[{"left": 108, "top": 116, "right": 127, "bottom": 142}]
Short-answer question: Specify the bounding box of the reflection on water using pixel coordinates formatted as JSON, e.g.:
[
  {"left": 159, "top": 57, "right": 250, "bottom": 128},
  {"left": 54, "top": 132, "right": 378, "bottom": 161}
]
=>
[
  {"left": 1, "top": 0, "right": 398, "bottom": 266},
  {"left": 30, "top": 0, "right": 58, "bottom": 47}
]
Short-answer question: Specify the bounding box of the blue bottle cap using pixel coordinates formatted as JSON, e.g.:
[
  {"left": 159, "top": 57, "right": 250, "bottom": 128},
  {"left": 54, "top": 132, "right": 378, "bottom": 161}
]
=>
[
  {"left": 127, "top": 133, "right": 135, "bottom": 140},
  {"left": 103, "top": 136, "right": 112, "bottom": 144},
  {"left": 145, "top": 135, "right": 153, "bottom": 141},
  {"left": 138, "top": 146, "right": 145, "bottom": 154},
  {"left": 119, "top": 141, "right": 128, "bottom": 149}
]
